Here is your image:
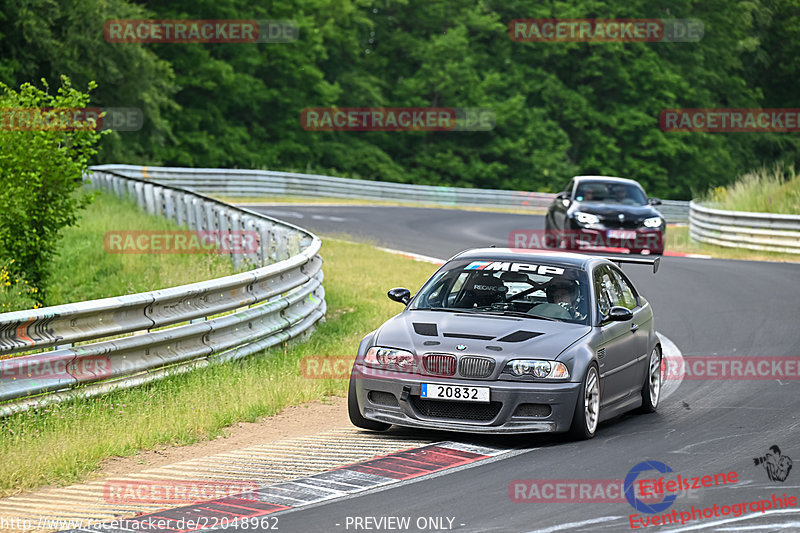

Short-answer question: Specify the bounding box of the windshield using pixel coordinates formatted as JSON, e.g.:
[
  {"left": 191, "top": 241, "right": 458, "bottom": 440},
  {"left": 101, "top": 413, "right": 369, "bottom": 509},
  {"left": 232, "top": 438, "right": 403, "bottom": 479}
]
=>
[
  {"left": 411, "top": 259, "right": 590, "bottom": 325},
  {"left": 575, "top": 182, "right": 649, "bottom": 206}
]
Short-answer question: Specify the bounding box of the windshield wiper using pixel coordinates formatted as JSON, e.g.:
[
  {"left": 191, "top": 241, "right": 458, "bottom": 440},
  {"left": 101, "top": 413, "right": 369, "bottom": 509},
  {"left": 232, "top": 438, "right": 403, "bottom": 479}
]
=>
[
  {"left": 519, "top": 314, "right": 560, "bottom": 322},
  {"left": 480, "top": 310, "right": 559, "bottom": 321},
  {"left": 416, "top": 307, "right": 513, "bottom": 316},
  {"left": 416, "top": 307, "right": 560, "bottom": 322}
]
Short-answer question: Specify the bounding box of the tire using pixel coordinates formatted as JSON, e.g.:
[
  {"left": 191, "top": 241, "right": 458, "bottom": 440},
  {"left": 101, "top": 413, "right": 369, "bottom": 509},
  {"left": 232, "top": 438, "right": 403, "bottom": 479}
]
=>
[
  {"left": 568, "top": 364, "right": 600, "bottom": 440},
  {"left": 348, "top": 376, "right": 391, "bottom": 431},
  {"left": 639, "top": 345, "right": 662, "bottom": 413}
]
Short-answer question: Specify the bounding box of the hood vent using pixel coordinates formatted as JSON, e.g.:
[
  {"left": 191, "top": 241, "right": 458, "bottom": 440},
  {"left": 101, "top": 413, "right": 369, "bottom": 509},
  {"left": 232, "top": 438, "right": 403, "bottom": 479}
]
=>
[
  {"left": 443, "top": 332, "right": 495, "bottom": 340},
  {"left": 413, "top": 323, "right": 438, "bottom": 336},
  {"left": 497, "top": 330, "right": 544, "bottom": 343}
]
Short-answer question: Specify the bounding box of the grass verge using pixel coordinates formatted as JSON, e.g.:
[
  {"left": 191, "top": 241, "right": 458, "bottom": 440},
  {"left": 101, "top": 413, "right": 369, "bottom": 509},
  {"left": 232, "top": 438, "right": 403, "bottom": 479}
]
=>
[
  {"left": 0, "top": 237, "right": 434, "bottom": 496},
  {"left": 44, "top": 191, "right": 238, "bottom": 306},
  {"left": 704, "top": 164, "right": 800, "bottom": 215},
  {"left": 665, "top": 226, "right": 800, "bottom": 262}
]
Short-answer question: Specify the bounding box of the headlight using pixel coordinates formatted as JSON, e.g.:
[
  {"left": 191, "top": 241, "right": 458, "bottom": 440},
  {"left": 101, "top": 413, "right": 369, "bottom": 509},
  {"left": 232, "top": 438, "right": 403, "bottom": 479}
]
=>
[
  {"left": 574, "top": 212, "right": 600, "bottom": 225},
  {"left": 504, "top": 360, "right": 570, "bottom": 379},
  {"left": 643, "top": 216, "right": 663, "bottom": 228},
  {"left": 364, "top": 347, "right": 417, "bottom": 372}
]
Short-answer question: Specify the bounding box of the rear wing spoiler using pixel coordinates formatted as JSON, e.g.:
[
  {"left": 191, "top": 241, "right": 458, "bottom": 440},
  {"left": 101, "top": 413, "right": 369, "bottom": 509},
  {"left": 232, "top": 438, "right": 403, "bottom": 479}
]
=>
[{"left": 603, "top": 256, "right": 660, "bottom": 274}]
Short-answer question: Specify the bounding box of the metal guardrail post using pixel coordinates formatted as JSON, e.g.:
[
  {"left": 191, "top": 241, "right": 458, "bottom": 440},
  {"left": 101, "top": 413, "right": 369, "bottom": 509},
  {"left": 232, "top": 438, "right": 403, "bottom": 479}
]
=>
[
  {"left": 689, "top": 201, "right": 800, "bottom": 254},
  {"left": 0, "top": 168, "right": 326, "bottom": 414},
  {"left": 89, "top": 164, "right": 691, "bottom": 222}
]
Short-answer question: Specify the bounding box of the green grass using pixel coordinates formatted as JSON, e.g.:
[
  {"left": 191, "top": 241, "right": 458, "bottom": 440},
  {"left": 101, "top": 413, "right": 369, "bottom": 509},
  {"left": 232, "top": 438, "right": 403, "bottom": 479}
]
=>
[
  {"left": 704, "top": 164, "right": 800, "bottom": 215},
  {"left": 0, "top": 237, "right": 434, "bottom": 496},
  {"left": 44, "top": 192, "right": 238, "bottom": 306},
  {"left": 664, "top": 163, "right": 800, "bottom": 262}
]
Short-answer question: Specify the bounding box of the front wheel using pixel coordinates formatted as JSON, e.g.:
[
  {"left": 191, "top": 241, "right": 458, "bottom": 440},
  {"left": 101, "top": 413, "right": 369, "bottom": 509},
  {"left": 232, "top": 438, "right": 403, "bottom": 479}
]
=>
[
  {"left": 348, "top": 376, "right": 391, "bottom": 431},
  {"left": 639, "top": 346, "right": 662, "bottom": 413},
  {"left": 569, "top": 364, "right": 600, "bottom": 440}
]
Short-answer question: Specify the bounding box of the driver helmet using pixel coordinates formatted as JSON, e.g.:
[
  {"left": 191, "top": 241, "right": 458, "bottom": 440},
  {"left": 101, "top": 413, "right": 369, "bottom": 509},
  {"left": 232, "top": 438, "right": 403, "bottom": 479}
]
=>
[{"left": 546, "top": 279, "right": 580, "bottom": 308}]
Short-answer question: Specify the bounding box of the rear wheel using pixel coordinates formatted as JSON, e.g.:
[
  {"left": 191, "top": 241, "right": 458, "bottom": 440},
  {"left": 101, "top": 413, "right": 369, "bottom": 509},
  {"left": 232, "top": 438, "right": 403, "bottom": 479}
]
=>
[
  {"left": 348, "top": 376, "right": 391, "bottom": 431},
  {"left": 639, "top": 346, "right": 662, "bottom": 413},
  {"left": 569, "top": 364, "right": 600, "bottom": 440}
]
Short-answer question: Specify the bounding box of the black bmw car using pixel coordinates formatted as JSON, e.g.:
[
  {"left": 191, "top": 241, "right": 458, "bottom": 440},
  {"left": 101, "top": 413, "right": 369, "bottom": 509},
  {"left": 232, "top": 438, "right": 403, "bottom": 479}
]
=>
[{"left": 545, "top": 176, "right": 665, "bottom": 255}]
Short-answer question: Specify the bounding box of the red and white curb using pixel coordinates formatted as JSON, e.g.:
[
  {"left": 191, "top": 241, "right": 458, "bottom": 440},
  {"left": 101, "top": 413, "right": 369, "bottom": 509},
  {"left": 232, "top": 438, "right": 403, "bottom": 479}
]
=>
[
  {"left": 376, "top": 247, "right": 446, "bottom": 265},
  {"left": 663, "top": 251, "right": 711, "bottom": 259},
  {"left": 62, "top": 443, "right": 517, "bottom": 532}
]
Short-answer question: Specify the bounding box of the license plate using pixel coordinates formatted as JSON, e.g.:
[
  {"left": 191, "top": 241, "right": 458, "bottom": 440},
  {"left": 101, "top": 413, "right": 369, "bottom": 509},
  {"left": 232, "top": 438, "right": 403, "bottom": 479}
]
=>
[
  {"left": 607, "top": 230, "right": 636, "bottom": 240},
  {"left": 420, "top": 383, "right": 490, "bottom": 403}
]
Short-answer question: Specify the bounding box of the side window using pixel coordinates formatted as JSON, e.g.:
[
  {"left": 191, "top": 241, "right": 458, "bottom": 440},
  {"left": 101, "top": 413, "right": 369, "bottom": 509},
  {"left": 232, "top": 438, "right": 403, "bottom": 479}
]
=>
[
  {"left": 593, "top": 266, "right": 612, "bottom": 317},
  {"left": 563, "top": 179, "right": 574, "bottom": 196},
  {"left": 446, "top": 272, "right": 470, "bottom": 304},
  {"left": 602, "top": 271, "right": 621, "bottom": 307},
  {"left": 610, "top": 268, "right": 638, "bottom": 310},
  {"left": 419, "top": 271, "right": 452, "bottom": 307}
]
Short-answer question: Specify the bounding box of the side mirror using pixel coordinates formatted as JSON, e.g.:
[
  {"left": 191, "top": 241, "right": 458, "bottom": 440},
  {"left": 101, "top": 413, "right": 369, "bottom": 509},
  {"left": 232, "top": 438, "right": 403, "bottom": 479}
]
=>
[
  {"left": 605, "top": 306, "right": 634, "bottom": 322},
  {"left": 648, "top": 197, "right": 662, "bottom": 206},
  {"left": 556, "top": 192, "right": 571, "bottom": 207},
  {"left": 388, "top": 287, "right": 411, "bottom": 305}
]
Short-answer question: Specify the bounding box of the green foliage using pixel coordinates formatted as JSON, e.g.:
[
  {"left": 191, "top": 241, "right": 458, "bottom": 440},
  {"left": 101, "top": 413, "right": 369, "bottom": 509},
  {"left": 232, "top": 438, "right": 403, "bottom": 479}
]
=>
[
  {"left": 1, "top": 0, "right": 799, "bottom": 203},
  {"left": 0, "top": 76, "right": 103, "bottom": 298},
  {"left": 0, "top": 0, "right": 177, "bottom": 164},
  {"left": 705, "top": 163, "right": 800, "bottom": 214},
  {"left": 46, "top": 191, "right": 237, "bottom": 305},
  {"left": 0, "top": 260, "right": 40, "bottom": 312}
]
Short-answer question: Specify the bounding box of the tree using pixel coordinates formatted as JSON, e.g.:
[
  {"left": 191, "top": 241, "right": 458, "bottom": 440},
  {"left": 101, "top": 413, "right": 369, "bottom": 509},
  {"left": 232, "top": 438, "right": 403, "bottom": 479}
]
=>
[{"left": 0, "top": 76, "right": 103, "bottom": 299}]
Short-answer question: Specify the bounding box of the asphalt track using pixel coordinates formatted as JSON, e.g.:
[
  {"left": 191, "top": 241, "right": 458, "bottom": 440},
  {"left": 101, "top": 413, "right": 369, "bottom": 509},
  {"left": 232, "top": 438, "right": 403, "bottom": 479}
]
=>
[
  {"left": 83, "top": 204, "right": 798, "bottom": 533},
  {"left": 231, "top": 205, "right": 800, "bottom": 533}
]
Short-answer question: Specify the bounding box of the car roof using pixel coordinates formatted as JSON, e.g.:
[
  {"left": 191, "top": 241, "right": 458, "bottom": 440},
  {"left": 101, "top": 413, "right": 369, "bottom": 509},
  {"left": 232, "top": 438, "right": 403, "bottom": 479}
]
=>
[
  {"left": 573, "top": 175, "right": 643, "bottom": 187},
  {"left": 447, "top": 247, "right": 607, "bottom": 270}
]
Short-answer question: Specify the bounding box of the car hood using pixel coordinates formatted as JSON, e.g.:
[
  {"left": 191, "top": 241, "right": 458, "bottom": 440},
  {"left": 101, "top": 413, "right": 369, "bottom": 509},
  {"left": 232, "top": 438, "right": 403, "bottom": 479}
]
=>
[
  {"left": 573, "top": 202, "right": 661, "bottom": 218},
  {"left": 374, "top": 310, "right": 592, "bottom": 361}
]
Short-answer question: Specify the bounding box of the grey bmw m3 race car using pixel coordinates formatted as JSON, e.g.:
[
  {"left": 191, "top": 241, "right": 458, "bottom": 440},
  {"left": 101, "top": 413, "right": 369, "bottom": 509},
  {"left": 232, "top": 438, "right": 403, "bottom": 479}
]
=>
[{"left": 348, "top": 248, "right": 662, "bottom": 439}]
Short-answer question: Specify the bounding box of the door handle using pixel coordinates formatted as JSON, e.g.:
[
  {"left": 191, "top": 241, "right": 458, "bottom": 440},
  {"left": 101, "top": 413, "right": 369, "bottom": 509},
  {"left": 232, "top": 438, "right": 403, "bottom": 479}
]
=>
[{"left": 630, "top": 323, "right": 639, "bottom": 332}]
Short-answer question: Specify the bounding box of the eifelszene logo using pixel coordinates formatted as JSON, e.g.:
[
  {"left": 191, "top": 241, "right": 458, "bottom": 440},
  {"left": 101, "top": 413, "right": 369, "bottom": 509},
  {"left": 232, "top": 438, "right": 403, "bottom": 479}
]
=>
[{"left": 625, "top": 460, "right": 678, "bottom": 514}]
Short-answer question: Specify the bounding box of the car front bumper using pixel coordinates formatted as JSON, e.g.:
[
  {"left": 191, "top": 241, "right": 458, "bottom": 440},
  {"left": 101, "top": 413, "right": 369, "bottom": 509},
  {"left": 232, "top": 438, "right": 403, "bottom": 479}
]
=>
[
  {"left": 351, "top": 365, "right": 582, "bottom": 434},
  {"left": 565, "top": 226, "right": 664, "bottom": 253}
]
